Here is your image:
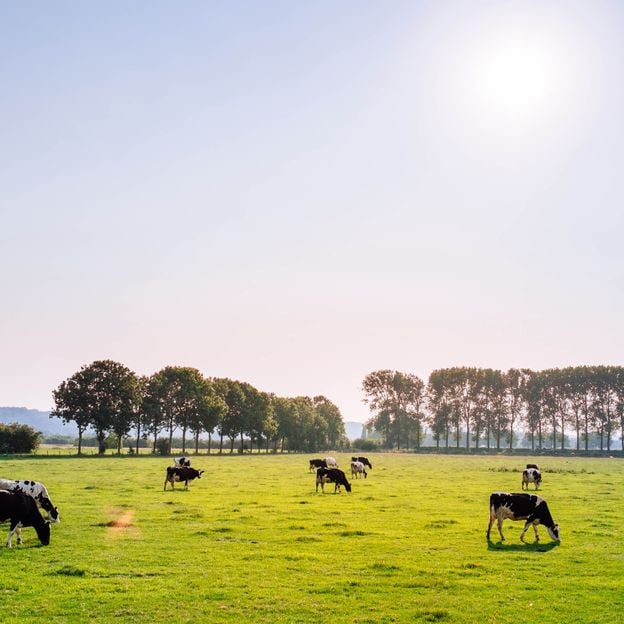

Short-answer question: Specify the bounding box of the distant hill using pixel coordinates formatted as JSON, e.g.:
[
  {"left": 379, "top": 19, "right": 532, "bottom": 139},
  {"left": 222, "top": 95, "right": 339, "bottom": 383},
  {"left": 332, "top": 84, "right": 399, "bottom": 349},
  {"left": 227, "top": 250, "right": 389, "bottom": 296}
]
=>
[
  {"left": 0, "top": 407, "right": 78, "bottom": 436},
  {"left": 344, "top": 421, "right": 366, "bottom": 440},
  {"left": 2, "top": 408, "right": 364, "bottom": 441}
]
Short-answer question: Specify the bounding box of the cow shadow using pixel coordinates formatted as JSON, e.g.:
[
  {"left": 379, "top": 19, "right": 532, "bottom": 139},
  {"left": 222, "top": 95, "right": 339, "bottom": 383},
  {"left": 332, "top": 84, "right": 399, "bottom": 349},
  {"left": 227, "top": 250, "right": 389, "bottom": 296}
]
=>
[{"left": 487, "top": 540, "right": 560, "bottom": 553}]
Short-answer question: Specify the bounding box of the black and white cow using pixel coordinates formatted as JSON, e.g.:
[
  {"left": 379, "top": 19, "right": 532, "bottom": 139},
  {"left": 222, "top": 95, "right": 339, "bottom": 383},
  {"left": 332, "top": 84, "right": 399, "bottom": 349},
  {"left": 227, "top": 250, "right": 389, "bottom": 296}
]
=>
[
  {"left": 309, "top": 458, "right": 327, "bottom": 472},
  {"left": 350, "top": 460, "right": 367, "bottom": 479},
  {"left": 522, "top": 468, "right": 542, "bottom": 490},
  {"left": 174, "top": 456, "right": 191, "bottom": 467},
  {"left": 351, "top": 456, "right": 372, "bottom": 469},
  {"left": 323, "top": 456, "right": 338, "bottom": 468},
  {"left": 315, "top": 468, "right": 352, "bottom": 493},
  {"left": 487, "top": 492, "right": 560, "bottom": 543},
  {"left": 164, "top": 466, "right": 204, "bottom": 490},
  {"left": 0, "top": 490, "right": 50, "bottom": 547},
  {"left": 0, "top": 479, "right": 60, "bottom": 523}
]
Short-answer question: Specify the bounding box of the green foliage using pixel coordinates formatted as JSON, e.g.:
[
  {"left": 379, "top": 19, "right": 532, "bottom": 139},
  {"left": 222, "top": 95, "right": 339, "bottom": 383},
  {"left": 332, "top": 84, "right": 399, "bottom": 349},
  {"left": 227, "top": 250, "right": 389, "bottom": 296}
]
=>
[
  {"left": 351, "top": 438, "right": 378, "bottom": 451},
  {"left": 0, "top": 422, "right": 40, "bottom": 453},
  {"left": 154, "top": 438, "right": 170, "bottom": 456}
]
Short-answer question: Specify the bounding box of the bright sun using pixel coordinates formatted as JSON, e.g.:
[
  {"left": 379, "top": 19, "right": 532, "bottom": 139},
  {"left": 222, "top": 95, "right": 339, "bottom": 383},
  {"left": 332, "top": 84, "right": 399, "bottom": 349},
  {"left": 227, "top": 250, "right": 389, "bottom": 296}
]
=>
[{"left": 461, "top": 33, "right": 569, "bottom": 128}]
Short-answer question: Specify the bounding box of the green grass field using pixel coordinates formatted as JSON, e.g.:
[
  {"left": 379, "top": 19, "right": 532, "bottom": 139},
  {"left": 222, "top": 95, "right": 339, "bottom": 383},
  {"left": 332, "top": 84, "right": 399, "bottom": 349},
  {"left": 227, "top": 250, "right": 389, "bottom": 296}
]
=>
[{"left": 0, "top": 453, "right": 621, "bottom": 623}]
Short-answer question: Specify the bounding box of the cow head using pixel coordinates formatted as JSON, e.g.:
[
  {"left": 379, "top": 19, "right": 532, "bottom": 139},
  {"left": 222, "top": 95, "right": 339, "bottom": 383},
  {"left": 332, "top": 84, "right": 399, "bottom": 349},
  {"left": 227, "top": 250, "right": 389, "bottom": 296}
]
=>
[
  {"left": 548, "top": 523, "right": 560, "bottom": 541},
  {"left": 35, "top": 521, "right": 51, "bottom": 546}
]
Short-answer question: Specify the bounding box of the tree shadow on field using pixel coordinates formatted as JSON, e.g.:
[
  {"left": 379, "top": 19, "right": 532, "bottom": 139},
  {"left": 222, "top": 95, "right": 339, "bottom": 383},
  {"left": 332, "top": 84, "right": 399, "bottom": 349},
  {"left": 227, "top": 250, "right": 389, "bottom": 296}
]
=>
[{"left": 487, "top": 540, "right": 560, "bottom": 553}]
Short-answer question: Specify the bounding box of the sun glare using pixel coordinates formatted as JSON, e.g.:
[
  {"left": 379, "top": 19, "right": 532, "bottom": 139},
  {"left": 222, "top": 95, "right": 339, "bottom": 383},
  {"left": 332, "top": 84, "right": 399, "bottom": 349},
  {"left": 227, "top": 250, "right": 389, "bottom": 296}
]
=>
[
  {"left": 460, "top": 30, "right": 571, "bottom": 129},
  {"left": 475, "top": 42, "right": 557, "bottom": 118}
]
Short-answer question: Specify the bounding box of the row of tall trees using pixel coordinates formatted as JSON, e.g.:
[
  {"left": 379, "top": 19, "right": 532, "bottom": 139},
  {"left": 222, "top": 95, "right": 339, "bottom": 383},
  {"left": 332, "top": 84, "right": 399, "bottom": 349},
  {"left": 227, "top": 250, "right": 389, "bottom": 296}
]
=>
[
  {"left": 52, "top": 360, "right": 346, "bottom": 454},
  {"left": 363, "top": 366, "right": 624, "bottom": 452}
]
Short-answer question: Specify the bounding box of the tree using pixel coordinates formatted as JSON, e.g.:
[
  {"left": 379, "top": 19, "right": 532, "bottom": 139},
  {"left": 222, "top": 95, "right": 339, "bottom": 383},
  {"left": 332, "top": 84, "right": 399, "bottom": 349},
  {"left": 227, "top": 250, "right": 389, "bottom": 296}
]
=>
[
  {"left": 147, "top": 367, "right": 210, "bottom": 454},
  {"left": 362, "top": 370, "right": 426, "bottom": 450},
  {"left": 505, "top": 369, "right": 531, "bottom": 450},
  {"left": 313, "top": 396, "right": 346, "bottom": 449},
  {"left": 52, "top": 360, "right": 138, "bottom": 454},
  {"left": 0, "top": 423, "right": 41, "bottom": 454},
  {"left": 213, "top": 378, "right": 246, "bottom": 453}
]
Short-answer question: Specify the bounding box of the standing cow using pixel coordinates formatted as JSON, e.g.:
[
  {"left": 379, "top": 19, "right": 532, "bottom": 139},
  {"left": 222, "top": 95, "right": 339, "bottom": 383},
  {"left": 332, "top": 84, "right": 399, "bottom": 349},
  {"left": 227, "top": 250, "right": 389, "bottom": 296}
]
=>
[
  {"left": 309, "top": 459, "right": 327, "bottom": 472},
  {"left": 522, "top": 468, "right": 542, "bottom": 490},
  {"left": 315, "top": 468, "right": 352, "bottom": 493},
  {"left": 487, "top": 492, "right": 560, "bottom": 543},
  {"left": 164, "top": 466, "right": 204, "bottom": 490},
  {"left": 350, "top": 461, "right": 367, "bottom": 479},
  {"left": 0, "top": 490, "right": 51, "bottom": 547},
  {"left": 351, "top": 456, "right": 372, "bottom": 469}
]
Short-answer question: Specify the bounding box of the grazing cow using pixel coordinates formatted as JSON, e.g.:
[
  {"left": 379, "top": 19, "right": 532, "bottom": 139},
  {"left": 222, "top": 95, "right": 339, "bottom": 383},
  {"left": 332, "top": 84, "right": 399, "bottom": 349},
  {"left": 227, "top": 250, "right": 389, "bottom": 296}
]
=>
[
  {"left": 0, "top": 479, "right": 60, "bottom": 523},
  {"left": 323, "top": 456, "right": 338, "bottom": 468},
  {"left": 351, "top": 456, "right": 372, "bottom": 469},
  {"left": 174, "top": 456, "right": 191, "bottom": 467},
  {"left": 164, "top": 466, "right": 204, "bottom": 490},
  {"left": 350, "top": 460, "right": 367, "bottom": 479},
  {"left": 487, "top": 492, "right": 560, "bottom": 543},
  {"left": 522, "top": 468, "right": 542, "bottom": 490},
  {"left": 0, "top": 490, "right": 50, "bottom": 547},
  {"left": 309, "top": 459, "right": 327, "bottom": 472},
  {"left": 315, "top": 468, "right": 352, "bottom": 493},
  {"left": 526, "top": 463, "right": 540, "bottom": 470}
]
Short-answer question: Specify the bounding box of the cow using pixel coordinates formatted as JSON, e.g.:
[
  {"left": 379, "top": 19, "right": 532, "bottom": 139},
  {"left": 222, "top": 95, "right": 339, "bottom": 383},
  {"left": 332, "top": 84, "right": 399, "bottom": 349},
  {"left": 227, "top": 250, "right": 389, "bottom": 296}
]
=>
[
  {"left": 0, "top": 490, "right": 51, "bottom": 547},
  {"left": 309, "top": 459, "right": 327, "bottom": 472},
  {"left": 487, "top": 492, "right": 560, "bottom": 543},
  {"left": 164, "top": 466, "right": 204, "bottom": 490},
  {"left": 315, "top": 468, "right": 352, "bottom": 493},
  {"left": 0, "top": 479, "right": 60, "bottom": 523},
  {"left": 323, "top": 456, "right": 338, "bottom": 468},
  {"left": 350, "top": 460, "right": 367, "bottom": 479},
  {"left": 526, "top": 463, "right": 540, "bottom": 470},
  {"left": 174, "top": 456, "right": 191, "bottom": 467},
  {"left": 351, "top": 456, "right": 372, "bottom": 469},
  {"left": 522, "top": 468, "right": 542, "bottom": 490}
]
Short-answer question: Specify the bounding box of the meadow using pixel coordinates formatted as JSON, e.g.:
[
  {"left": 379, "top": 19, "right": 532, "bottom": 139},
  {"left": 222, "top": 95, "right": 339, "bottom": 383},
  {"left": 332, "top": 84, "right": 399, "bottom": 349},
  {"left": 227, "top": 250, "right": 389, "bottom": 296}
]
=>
[{"left": 0, "top": 453, "right": 621, "bottom": 624}]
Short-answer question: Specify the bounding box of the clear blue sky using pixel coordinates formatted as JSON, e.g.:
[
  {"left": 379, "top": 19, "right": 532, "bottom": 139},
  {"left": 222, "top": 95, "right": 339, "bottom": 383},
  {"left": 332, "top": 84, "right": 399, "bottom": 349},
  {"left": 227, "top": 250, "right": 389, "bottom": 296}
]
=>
[{"left": 2, "top": 1, "right": 623, "bottom": 422}]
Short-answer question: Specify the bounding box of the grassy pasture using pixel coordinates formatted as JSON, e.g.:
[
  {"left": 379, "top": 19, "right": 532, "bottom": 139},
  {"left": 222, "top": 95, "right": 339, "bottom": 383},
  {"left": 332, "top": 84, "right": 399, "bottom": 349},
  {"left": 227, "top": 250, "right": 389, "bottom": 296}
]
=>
[{"left": 0, "top": 454, "right": 621, "bottom": 624}]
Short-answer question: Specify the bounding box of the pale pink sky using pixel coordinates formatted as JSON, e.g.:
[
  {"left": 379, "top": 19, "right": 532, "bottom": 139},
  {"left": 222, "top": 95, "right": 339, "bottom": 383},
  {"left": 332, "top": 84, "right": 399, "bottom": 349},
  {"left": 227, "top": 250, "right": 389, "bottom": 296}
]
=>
[{"left": 2, "top": 1, "right": 623, "bottom": 422}]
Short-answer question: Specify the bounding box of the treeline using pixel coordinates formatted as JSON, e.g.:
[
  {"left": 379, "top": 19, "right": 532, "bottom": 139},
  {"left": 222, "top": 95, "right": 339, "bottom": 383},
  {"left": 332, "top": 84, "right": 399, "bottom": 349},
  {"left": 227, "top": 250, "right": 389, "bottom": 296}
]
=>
[
  {"left": 363, "top": 366, "right": 624, "bottom": 452},
  {"left": 52, "top": 360, "right": 346, "bottom": 455}
]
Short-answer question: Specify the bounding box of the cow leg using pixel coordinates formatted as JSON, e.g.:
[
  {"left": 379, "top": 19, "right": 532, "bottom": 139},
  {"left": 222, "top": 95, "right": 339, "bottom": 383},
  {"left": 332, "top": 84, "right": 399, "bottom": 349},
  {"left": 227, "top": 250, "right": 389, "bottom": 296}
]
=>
[
  {"left": 520, "top": 521, "right": 532, "bottom": 542},
  {"left": 496, "top": 516, "right": 506, "bottom": 541},
  {"left": 7, "top": 522, "right": 19, "bottom": 548},
  {"left": 487, "top": 514, "right": 494, "bottom": 541},
  {"left": 363, "top": 470, "right": 367, "bottom": 479},
  {"left": 532, "top": 522, "right": 540, "bottom": 541}
]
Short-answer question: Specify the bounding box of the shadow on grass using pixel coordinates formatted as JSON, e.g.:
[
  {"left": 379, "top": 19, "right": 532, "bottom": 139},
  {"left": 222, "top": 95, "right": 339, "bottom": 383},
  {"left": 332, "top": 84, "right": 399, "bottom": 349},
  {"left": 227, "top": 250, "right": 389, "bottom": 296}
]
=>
[{"left": 487, "top": 540, "right": 560, "bottom": 553}]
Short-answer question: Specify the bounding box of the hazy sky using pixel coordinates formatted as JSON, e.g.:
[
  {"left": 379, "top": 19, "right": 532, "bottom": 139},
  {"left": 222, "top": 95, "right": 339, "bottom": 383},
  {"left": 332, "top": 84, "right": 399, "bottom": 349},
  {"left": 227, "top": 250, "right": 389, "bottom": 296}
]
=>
[{"left": 2, "top": 1, "right": 623, "bottom": 422}]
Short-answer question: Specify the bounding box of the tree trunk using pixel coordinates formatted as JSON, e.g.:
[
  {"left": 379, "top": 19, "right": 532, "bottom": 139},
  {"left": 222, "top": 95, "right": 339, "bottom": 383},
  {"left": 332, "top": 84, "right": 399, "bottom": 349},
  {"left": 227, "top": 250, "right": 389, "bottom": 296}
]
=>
[
  {"left": 135, "top": 421, "right": 141, "bottom": 455},
  {"left": 77, "top": 427, "right": 85, "bottom": 455}
]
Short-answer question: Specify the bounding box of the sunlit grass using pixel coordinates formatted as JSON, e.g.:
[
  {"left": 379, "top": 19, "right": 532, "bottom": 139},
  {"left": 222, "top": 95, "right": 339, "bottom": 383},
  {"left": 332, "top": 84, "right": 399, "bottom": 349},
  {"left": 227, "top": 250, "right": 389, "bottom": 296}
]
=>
[{"left": 0, "top": 454, "right": 622, "bottom": 623}]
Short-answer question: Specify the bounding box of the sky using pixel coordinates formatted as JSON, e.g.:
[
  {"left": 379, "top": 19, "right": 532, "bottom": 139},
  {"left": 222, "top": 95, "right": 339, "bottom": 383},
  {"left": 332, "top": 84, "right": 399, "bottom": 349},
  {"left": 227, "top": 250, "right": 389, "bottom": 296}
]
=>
[{"left": 2, "top": 1, "right": 623, "bottom": 423}]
